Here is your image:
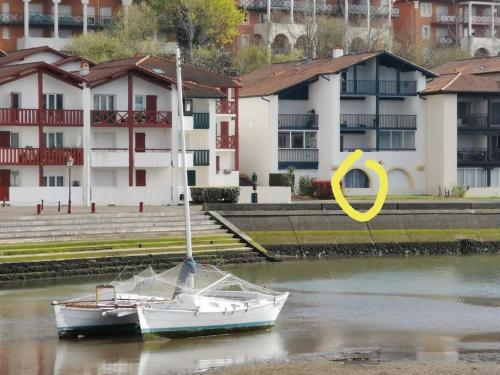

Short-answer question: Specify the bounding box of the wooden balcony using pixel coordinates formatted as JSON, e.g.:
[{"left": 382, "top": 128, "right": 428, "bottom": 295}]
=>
[
  {"left": 216, "top": 135, "right": 236, "bottom": 149},
  {"left": 216, "top": 100, "right": 237, "bottom": 115},
  {"left": 91, "top": 110, "right": 172, "bottom": 127},
  {"left": 0, "top": 148, "right": 83, "bottom": 166},
  {"left": 0, "top": 109, "right": 83, "bottom": 126}
]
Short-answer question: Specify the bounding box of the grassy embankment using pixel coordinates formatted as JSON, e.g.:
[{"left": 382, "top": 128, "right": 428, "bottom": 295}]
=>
[
  {"left": 246, "top": 228, "right": 500, "bottom": 245},
  {"left": 0, "top": 234, "right": 244, "bottom": 263}
]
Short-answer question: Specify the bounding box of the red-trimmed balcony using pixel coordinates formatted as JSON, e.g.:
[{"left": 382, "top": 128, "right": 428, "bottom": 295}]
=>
[
  {"left": 0, "top": 147, "right": 83, "bottom": 166},
  {"left": 216, "top": 100, "right": 236, "bottom": 115},
  {"left": 91, "top": 110, "right": 172, "bottom": 127},
  {"left": 0, "top": 109, "right": 83, "bottom": 126},
  {"left": 216, "top": 135, "right": 236, "bottom": 149}
]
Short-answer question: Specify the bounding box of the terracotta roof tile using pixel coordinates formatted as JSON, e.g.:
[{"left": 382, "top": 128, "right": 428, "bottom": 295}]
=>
[
  {"left": 421, "top": 72, "right": 500, "bottom": 95},
  {"left": 0, "top": 61, "right": 86, "bottom": 86},
  {"left": 0, "top": 46, "right": 69, "bottom": 67},
  {"left": 433, "top": 55, "right": 500, "bottom": 75},
  {"left": 239, "top": 51, "right": 436, "bottom": 97}
]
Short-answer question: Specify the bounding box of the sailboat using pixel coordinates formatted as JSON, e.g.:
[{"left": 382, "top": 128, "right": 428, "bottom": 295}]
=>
[
  {"left": 135, "top": 48, "right": 288, "bottom": 338},
  {"left": 52, "top": 48, "right": 288, "bottom": 339}
]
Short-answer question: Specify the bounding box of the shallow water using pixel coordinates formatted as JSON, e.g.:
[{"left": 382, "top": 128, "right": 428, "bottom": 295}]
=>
[{"left": 3, "top": 256, "right": 500, "bottom": 374}]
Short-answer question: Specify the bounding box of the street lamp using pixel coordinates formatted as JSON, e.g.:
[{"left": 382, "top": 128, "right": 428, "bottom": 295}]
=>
[{"left": 66, "top": 155, "right": 74, "bottom": 214}]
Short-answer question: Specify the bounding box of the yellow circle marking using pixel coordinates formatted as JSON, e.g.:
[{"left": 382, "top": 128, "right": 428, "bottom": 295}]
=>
[{"left": 331, "top": 149, "right": 388, "bottom": 222}]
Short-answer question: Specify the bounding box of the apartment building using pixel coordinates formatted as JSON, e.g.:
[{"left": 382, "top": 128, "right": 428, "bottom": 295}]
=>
[
  {"left": 0, "top": 0, "right": 128, "bottom": 52},
  {"left": 394, "top": 0, "right": 500, "bottom": 57},
  {"left": 236, "top": 0, "right": 399, "bottom": 54},
  {"left": 422, "top": 56, "right": 500, "bottom": 195},
  {"left": 0, "top": 46, "right": 240, "bottom": 205},
  {"left": 238, "top": 50, "right": 435, "bottom": 195}
]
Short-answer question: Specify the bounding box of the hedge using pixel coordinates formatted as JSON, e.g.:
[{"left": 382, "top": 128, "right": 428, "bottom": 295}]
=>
[{"left": 190, "top": 187, "right": 240, "bottom": 204}]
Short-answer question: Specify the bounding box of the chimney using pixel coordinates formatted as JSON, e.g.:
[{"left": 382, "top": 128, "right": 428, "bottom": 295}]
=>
[
  {"left": 79, "top": 61, "right": 90, "bottom": 76},
  {"left": 332, "top": 49, "right": 344, "bottom": 58}
]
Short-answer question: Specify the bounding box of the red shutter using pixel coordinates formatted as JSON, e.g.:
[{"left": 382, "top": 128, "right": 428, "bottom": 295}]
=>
[{"left": 136, "top": 170, "right": 146, "bottom": 186}]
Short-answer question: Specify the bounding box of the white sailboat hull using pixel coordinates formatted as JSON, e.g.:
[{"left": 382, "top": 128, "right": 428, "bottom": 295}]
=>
[
  {"left": 137, "top": 294, "right": 288, "bottom": 338},
  {"left": 54, "top": 304, "right": 139, "bottom": 337}
]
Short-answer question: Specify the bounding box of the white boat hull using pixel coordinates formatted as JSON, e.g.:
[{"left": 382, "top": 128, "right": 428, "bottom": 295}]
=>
[
  {"left": 54, "top": 305, "right": 139, "bottom": 338},
  {"left": 137, "top": 294, "right": 288, "bottom": 338}
]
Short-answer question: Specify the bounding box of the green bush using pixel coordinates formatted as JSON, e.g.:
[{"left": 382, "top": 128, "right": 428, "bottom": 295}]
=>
[
  {"left": 190, "top": 187, "right": 240, "bottom": 204},
  {"left": 299, "top": 176, "right": 315, "bottom": 196},
  {"left": 269, "top": 173, "right": 289, "bottom": 187}
]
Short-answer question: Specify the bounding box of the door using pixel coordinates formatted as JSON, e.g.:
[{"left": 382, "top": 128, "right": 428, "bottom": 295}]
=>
[
  {"left": 187, "top": 170, "right": 196, "bottom": 186},
  {"left": 0, "top": 131, "right": 10, "bottom": 147},
  {"left": 136, "top": 169, "right": 146, "bottom": 187},
  {"left": 135, "top": 132, "right": 146, "bottom": 153},
  {"left": 220, "top": 121, "right": 229, "bottom": 148},
  {"left": 0, "top": 170, "right": 10, "bottom": 202},
  {"left": 146, "top": 95, "right": 157, "bottom": 123},
  {"left": 10, "top": 93, "right": 20, "bottom": 123}
]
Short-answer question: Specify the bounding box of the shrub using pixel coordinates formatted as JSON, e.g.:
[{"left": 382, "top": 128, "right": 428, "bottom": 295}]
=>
[
  {"left": 312, "top": 179, "right": 334, "bottom": 200},
  {"left": 269, "top": 173, "right": 289, "bottom": 187},
  {"left": 448, "top": 184, "right": 470, "bottom": 198},
  {"left": 299, "top": 176, "right": 315, "bottom": 197},
  {"left": 190, "top": 187, "right": 240, "bottom": 204}
]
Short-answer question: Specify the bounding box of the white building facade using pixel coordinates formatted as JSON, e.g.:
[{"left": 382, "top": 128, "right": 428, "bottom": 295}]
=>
[
  {"left": 0, "top": 47, "right": 240, "bottom": 206},
  {"left": 239, "top": 50, "right": 438, "bottom": 196}
]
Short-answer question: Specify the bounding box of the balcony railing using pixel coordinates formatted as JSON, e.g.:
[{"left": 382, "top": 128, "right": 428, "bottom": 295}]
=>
[
  {"left": 0, "top": 109, "right": 83, "bottom": 126},
  {"left": 340, "top": 114, "right": 417, "bottom": 129},
  {"left": 0, "top": 147, "right": 83, "bottom": 166},
  {"left": 278, "top": 148, "right": 318, "bottom": 169},
  {"left": 216, "top": 100, "right": 236, "bottom": 115},
  {"left": 278, "top": 114, "right": 318, "bottom": 130},
  {"left": 191, "top": 150, "right": 210, "bottom": 166},
  {"left": 457, "top": 148, "right": 500, "bottom": 164},
  {"left": 341, "top": 80, "right": 417, "bottom": 96},
  {"left": 216, "top": 135, "right": 236, "bottom": 149},
  {"left": 0, "top": 12, "right": 113, "bottom": 27},
  {"left": 458, "top": 114, "right": 488, "bottom": 129},
  {"left": 90, "top": 110, "right": 172, "bottom": 127},
  {"left": 193, "top": 113, "right": 210, "bottom": 129}
]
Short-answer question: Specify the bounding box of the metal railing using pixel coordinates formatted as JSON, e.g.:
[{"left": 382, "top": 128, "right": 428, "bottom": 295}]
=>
[
  {"left": 340, "top": 114, "right": 416, "bottom": 129},
  {"left": 193, "top": 113, "right": 210, "bottom": 129},
  {"left": 278, "top": 148, "right": 318, "bottom": 169},
  {"left": 278, "top": 114, "right": 318, "bottom": 129},
  {"left": 378, "top": 80, "right": 417, "bottom": 95},
  {"left": 458, "top": 114, "right": 488, "bottom": 129},
  {"left": 341, "top": 80, "right": 417, "bottom": 95},
  {"left": 0, "top": 12, "right": 112, "bottom": 27},
  {"left": 341, "top": 80, "right": 377, "bottom": 95}
]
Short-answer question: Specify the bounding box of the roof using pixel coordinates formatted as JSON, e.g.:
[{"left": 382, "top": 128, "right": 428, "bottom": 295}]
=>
[
  {"left": 433, "top": 55, "right": 500, "bottom": 75},
  {"left": 0, "top": 61, "right": 87, "bottom": 87},
  {"left": 52, "top": 55, "right": 95, "bottom": 68},
  {"left": 0, "top": 46, "right": 69, "bottom": 67},
  {"left": 239, "top": 51, "right": 437, "bottom": 97},
  {"left": 88, "top": 55, "right": 230, "bottom": 97},
  {"left": 420, "top": 72, "right": 500, "bottom": 95}
]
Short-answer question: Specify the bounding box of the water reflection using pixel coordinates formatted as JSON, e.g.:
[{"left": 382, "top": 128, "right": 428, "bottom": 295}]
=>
[{"left": 3, "top": 256, "right": 500, "bottom": 374}]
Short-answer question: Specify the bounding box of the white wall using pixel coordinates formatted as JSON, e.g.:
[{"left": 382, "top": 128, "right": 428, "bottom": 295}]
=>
[
  {"left": 9, "top": 187, "right": 84, "bottom": 206},
  {"left": 239, "top": 186, "right": 291, "bottom": 203},
  {"left": 91, "top": 187, "right": 171, "bottom": 205}
]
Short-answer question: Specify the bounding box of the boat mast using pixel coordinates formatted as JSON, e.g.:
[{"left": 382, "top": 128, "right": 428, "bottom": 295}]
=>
[{"left": 175, "top": 47, "right": 193, "bottom": 260}]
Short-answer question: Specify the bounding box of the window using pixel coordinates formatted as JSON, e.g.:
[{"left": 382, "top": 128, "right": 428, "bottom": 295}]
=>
[
  {"left": 135, "top": 95, "right": 144, "bottom": 111},
  {"left": 259, "top": 14, "right": 267, "bottom": 23},
  {"left": 43, "top": 132, "right": 63, "bottom": 148},
  {"left": 344, "top": 169, "right": 369, "bottom": 188},
  {"left": 43, "top": 94, "right": 63, "bottom": 110},
  {"left": 152, "top": 67, "right": 165, "bottom": 74},
  {"left": 458, "top": 101, "right": 471, "bottom": 120},
  {"left": 305, "top": 132, "right": 317, "bottom": 148},
  {"left": 458, "top": 168, "right": 487, "bottom": 188},
  {"left": 184, "top": 99, "right": 193, "bottom": 116},
  {"left": 10, "top": 132, "right": 19, "bottom": 148},
  {"left": 93, "top": 95, "right": 115, "bottom": 110},
  {"left": 10, "top": 171, "right": 20, "bottom": 187},
  {"left": 291, "top": 132, "right": 304, "bottom": 148},
  {"left": 379, "top": 130, "right": 415, "bottom": 150},
  {"left": 278, "top": 132, "right": 290, "bottom": 148},
  {"left": 420, "top": 2, "right": 432, "bottom": 17},
  {"left": 87, "top": 6, "right": 96, "bottom": 25},
  {"left": 2, "top": 27, "right": 9, "bottom": 40},
  {"left": 43, "top": 175, "right": 64, "bottom": 187},
  {"left": 241, "top": 34, "right": 250, "bottom": 48},
  {"left": 10, "top": 93, "right": 20, "bottom": 109},
  {"left": 422, "top": 25, "right": 431, "bottom": 39},
  {"left": 242, "top": 11, "right": 249, "bottom": 24},
  {"left": 490, "top": 102, "right": 500, "bottom": 124}
]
